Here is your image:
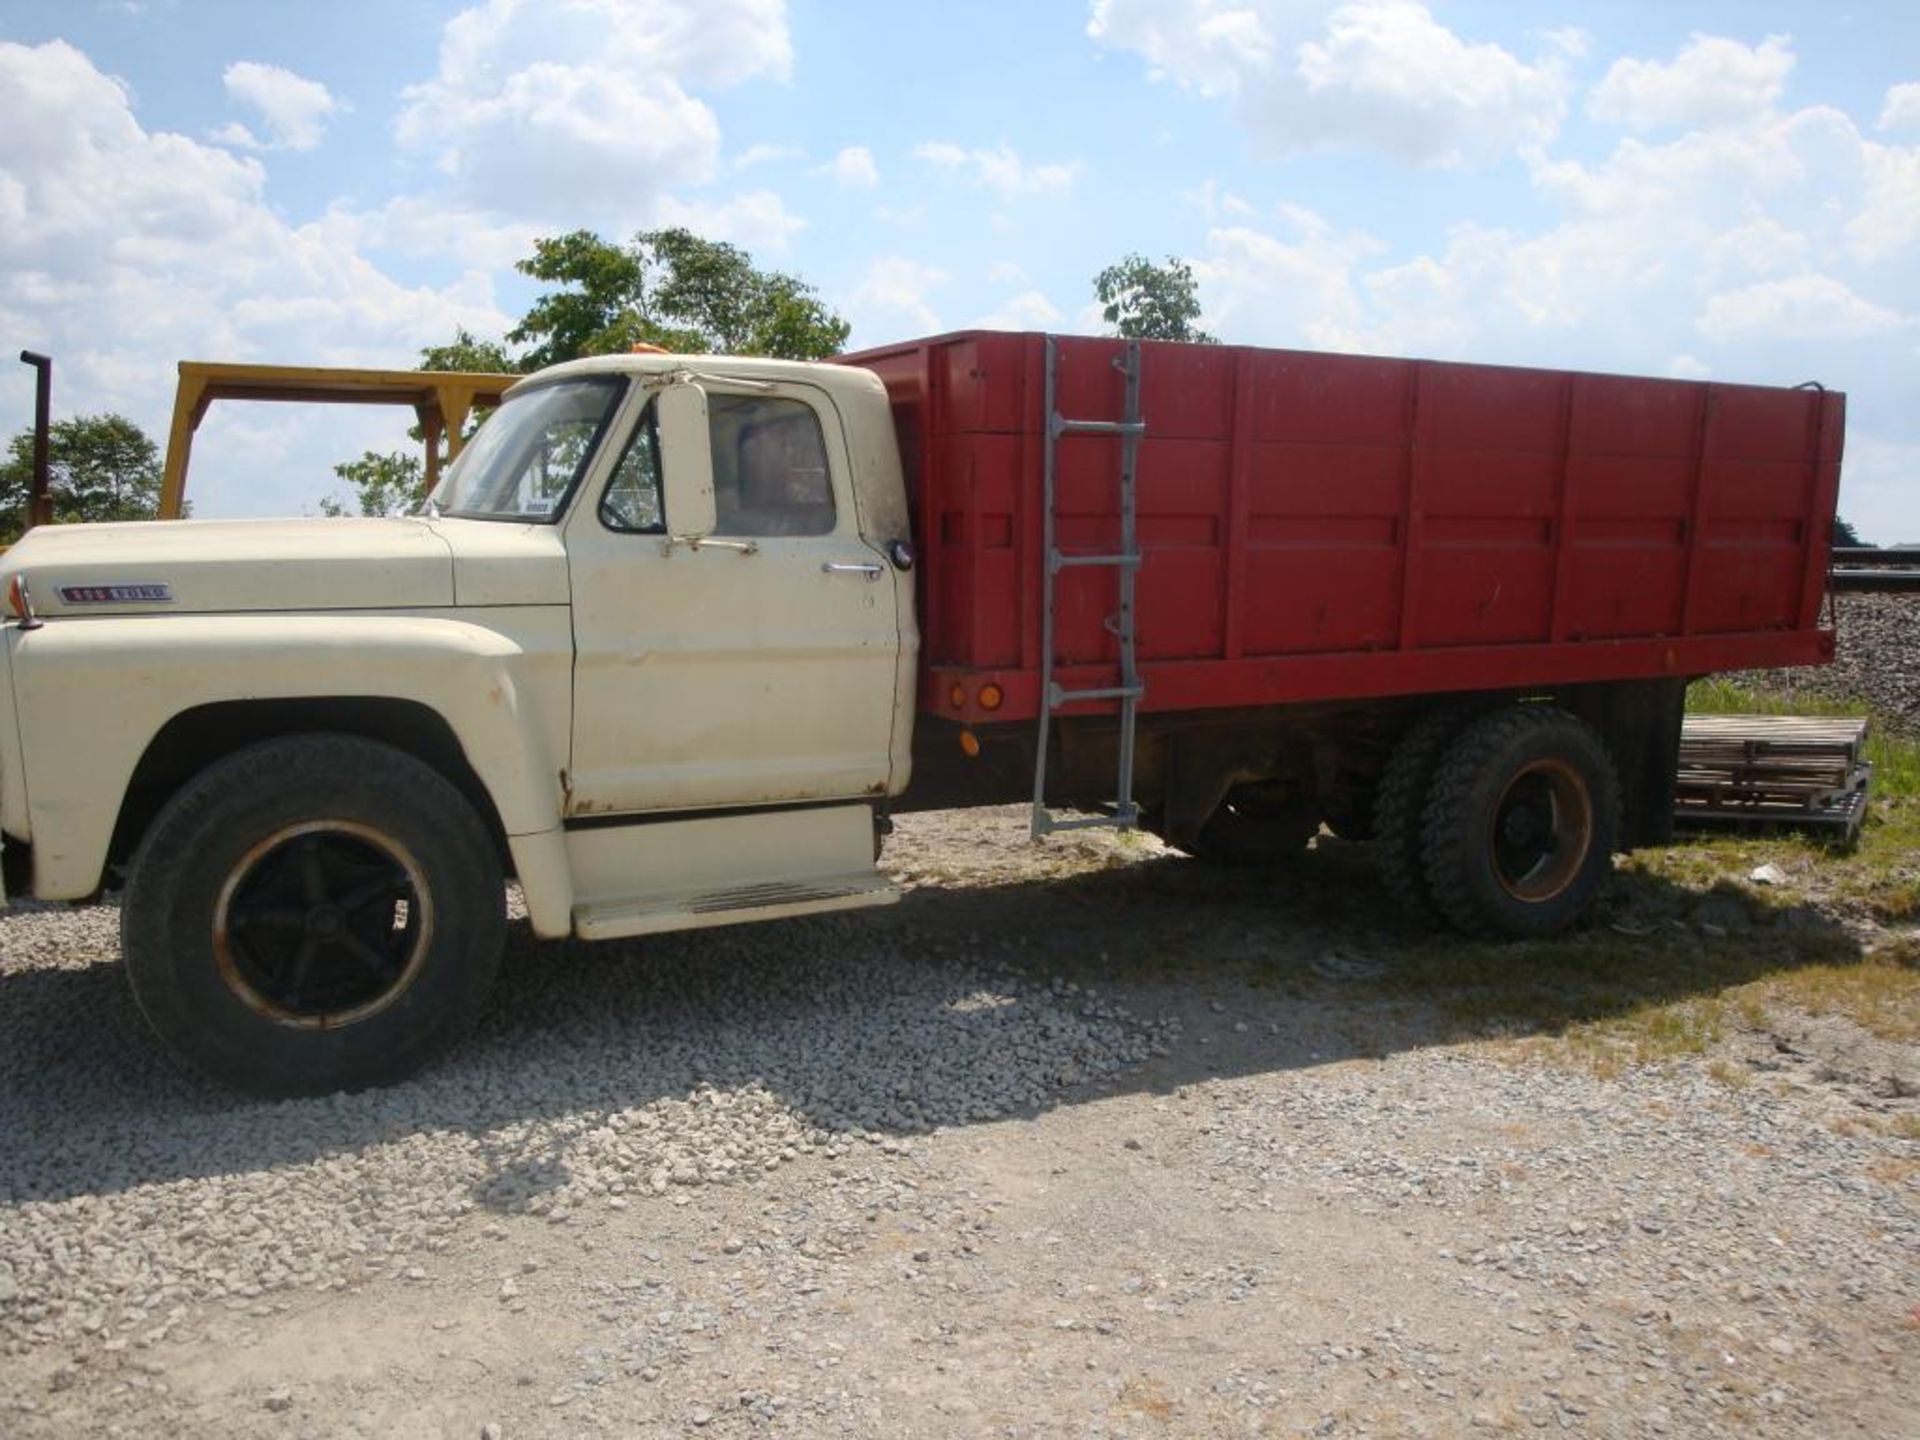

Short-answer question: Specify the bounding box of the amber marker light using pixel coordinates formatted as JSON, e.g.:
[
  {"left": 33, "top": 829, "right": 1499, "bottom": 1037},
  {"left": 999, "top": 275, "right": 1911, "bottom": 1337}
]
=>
[
  {"left": 978, "top": 683, "right": 1004, "bottom": 712},
  {"left": 959, "top": 730, "right": 982, "bottom": 758},
  {"left": 8, "top": 575, "right": 42, "bottom": 630},
  {"left": 948, "top": 682, "right": 966, "bottom": 709}
]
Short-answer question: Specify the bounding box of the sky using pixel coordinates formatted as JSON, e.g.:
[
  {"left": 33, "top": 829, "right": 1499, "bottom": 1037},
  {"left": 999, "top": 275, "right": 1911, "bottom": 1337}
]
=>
[{"left": 1, "top": 0, "right": 1917, "bottom": 537}]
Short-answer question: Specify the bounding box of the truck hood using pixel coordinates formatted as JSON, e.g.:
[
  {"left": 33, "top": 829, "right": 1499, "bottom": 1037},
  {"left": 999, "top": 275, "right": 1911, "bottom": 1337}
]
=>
[
  {"left": 1, "top": 517, "right": 460, "bottom": 617},
  {"left": 1, "top": 516, "right": 573, "bottom": 616}
]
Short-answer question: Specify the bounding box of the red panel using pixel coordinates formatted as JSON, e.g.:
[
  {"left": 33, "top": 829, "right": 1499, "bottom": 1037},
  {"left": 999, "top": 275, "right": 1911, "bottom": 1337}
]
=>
[
  {"left": 836, "top": 332, "right": 1840, "bottom": 725},
  {"left": 1418, "top": 362, "right": 1564, "bottom": 452},
  {"left": 1244, "top": 352, "right": 1411, "bottom": 444},
  {"left": 1706, "top": 385, "right": 1820, "bottom": 461},
  {"left": 1568, "top": 374, "right": 1700, "bottom": 455}
]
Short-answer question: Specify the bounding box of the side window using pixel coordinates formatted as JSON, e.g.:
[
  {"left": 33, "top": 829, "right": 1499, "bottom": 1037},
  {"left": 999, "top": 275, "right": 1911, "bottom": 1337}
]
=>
[
  {"left": 709, "top": 394, "right": 835, "bottom": 537},
  {"left": 599, "top": 405, "right": 665, "bottom": 533}
]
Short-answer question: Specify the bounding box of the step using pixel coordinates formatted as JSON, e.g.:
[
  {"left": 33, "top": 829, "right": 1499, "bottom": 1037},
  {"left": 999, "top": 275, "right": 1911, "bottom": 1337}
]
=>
[{"left": 574, "top": 871, "right": 900, "bottom": 941}]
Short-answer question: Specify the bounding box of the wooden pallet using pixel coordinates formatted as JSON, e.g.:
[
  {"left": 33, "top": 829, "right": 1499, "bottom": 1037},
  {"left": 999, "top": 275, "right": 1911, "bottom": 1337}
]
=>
[{"left": 1672, "top": 714, "right": 1872, "bottom": 841}]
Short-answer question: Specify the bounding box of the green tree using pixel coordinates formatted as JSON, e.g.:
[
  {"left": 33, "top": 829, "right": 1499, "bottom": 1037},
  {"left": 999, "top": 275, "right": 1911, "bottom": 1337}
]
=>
[
  {"left": 1833, "top": 516, "right": 1865, "bottom": 548},
  {"left": 322, "top": 330, "right": 519, "bottom": 516},
  {"left": 323, "top": 228, "right": 849, "bottom": 512},
  {"left": 419, "top": 327, "right": 524, "bottom": 376},
  {"left": 0, "top": 412, "right": 166, "bottom": 543},
  {"left": 1094, "top": 253, "right": 1217, "bottom": 344},
  {"left": 319, "top": 450, "right": 425, "bottom": 518},
  {"left": 508, "top": 227, "right": 849, "bottom": 367}
]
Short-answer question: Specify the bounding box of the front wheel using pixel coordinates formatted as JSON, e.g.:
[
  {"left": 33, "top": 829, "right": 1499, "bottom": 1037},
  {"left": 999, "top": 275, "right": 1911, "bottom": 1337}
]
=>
[{"left": 122, "top": 734, "right": 506, "bottom": 1096}]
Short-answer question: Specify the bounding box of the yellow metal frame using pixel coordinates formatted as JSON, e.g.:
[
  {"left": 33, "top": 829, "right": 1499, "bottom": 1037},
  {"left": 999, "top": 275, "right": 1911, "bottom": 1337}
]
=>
[{"left": 159, "top": 362, "right": 520, "bottom": 519}]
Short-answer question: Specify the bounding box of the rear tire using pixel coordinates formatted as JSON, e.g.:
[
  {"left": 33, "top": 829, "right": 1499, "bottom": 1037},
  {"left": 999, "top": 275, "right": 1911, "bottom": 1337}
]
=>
[
  {"left": 1372, "top": 705, "right": 1477, "bottom": 921},
  {"left": 122, "top": 734, "right": 506, "bottom": 1096},
  {"left": 1419, "top": 706, "right": 1620, "bottom": 939}
]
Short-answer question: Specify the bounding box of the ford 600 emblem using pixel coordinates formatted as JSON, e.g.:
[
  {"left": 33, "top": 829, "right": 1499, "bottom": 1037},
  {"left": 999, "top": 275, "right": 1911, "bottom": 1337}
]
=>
[{"left": 57, "top": 583, "right": 175, "bottom": 604}]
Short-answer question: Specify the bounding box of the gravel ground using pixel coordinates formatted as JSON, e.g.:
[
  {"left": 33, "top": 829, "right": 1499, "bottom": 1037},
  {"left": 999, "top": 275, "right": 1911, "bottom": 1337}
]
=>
[
  {"left": 1734, "top": 592, "right": 1920, "bottom": 730},
  {"left": 1, "top": 807, "right": 1916, "bottom": 1438}
]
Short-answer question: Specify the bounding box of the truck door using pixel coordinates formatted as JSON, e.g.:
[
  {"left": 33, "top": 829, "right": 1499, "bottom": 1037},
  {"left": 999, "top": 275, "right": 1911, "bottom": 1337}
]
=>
[{"left": 563, "top": 380, "right": 903, "bottom": 816}]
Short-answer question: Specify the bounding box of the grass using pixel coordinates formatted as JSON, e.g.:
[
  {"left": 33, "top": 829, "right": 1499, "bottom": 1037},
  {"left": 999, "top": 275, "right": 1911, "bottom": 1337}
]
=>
[{"left": 1372, "top": 680, "right": 1920, "bottom": 1077}]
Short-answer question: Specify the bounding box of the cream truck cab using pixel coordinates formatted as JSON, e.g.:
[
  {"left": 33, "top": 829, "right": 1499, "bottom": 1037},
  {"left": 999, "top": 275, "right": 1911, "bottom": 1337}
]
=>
[{"left": 0, "top": 353, "right": 919, "bottom": 1094}]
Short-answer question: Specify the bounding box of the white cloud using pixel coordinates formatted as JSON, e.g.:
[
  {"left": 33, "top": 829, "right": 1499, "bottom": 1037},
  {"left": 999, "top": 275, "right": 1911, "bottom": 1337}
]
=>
[
  {"left": 1695, "top": 274, "right": 1908, "bottom": 344},
  {"left": 1537, "top": 26, "right": 1590, "bottom": 60},
  {"left": 987, "top": 260, "right": 1028, "bottom": 285},
  {"left": 0, "top": 40, "right": 508, "bottom": 516},
  {"left": 845, "top": 256, "right": 947, "bottom": 341},
  {"left": 823, "top": 145, "right": 878, "bottom": 188},
  {"left": 1880, "top": 82, "right": 1920, "bottom": 134},
  {"left": 1089, "top": 0, "right": 1570, "bottom": 166},
  {"left": 734, "top": 142, "right": 802, "bottom": 170},
  {"left": 220, "top": 60, "right": 343, "bottom": 152},
  {"left": 1665, "top": 353, "right": 1712, "bottom": 380},
  {"left": 653, "top": 188, "right": 807, "bottom": 252},
  {"left": 1849, "top": 140, "right": 1920, "bottom": 262},
  {"left": 1589, "top": 34, "right": 1794, "bottom": 133},
  {"left": 324, "top": 195, "right": 543, "bottom": 272},
  {"left": 971, "top": 290, "right": 1063, "bottom": 331},
  {"left": 1839, "top": 433, "right": 1920, "bottom": 544},
  {"left": 914, "top": 141, "right": 1076, "bottom": 197},
  {"left": 395, "top": 0, "right": 789, "bottom": 222}
]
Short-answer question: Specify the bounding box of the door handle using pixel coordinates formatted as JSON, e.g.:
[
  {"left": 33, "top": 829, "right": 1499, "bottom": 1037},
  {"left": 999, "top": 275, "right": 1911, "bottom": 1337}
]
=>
[{"left": 822, "top": 561, "right": 884, "bottom": 580}]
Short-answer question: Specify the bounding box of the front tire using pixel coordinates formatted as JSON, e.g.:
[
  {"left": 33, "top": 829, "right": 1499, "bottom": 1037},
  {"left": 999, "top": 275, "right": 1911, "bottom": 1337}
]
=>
[{"left": 122, "top": 735, "right": 506, "bottom": 1096}]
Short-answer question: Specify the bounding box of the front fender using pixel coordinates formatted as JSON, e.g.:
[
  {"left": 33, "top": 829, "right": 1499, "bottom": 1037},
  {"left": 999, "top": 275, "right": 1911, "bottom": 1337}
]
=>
[{"left": 8, "top": 609, "right": 571, "bottom": 901}]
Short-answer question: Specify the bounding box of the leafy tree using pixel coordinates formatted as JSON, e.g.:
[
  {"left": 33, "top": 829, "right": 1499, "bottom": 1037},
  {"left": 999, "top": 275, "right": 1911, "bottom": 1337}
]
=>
[
  {"left": 508, "top": 227, "right": 849, "bottom": 367},
  {"left": 322, "top": 330, "right": 518, "bottom": 517},
  {"left": 1833, "top": 516, "right": 1865, "bottom": 548},
  {"left": 0, "top": 412, "right": 166, "bottom": 543},
  {"left": 319, "top": 450, "right": 425, "bottom": 518},
  {"left": 419, "top": 327, "right": 524, "bottom": 376},
  {"left": 1094, "top": 253, "right": 1217, "bottom": 344},
  {"left": 323, "top": 228, "right": 849, "bottom": 513}
]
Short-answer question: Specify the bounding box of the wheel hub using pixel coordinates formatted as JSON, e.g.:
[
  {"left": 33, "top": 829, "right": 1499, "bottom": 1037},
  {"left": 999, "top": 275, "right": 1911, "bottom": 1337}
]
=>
[{"left": 212, "top": 820, "right": 435, "bottom": 1031}]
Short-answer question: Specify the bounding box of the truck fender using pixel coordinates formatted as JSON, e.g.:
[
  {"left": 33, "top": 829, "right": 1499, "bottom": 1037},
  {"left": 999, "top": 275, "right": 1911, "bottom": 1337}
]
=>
[{"left": 10, "top": 613, "right": 572, "bottom": 930}]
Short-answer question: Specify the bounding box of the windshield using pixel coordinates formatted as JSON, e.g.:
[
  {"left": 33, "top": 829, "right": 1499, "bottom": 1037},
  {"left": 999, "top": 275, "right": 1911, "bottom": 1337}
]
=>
[{"left": 429, "top": 377, "right": 625, "bottom": 522}]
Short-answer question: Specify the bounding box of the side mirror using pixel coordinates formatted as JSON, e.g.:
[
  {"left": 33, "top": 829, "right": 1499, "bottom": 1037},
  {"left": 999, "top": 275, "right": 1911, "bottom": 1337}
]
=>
[{"left": 656, "top": 382, "right": 715, "bottom": 540}]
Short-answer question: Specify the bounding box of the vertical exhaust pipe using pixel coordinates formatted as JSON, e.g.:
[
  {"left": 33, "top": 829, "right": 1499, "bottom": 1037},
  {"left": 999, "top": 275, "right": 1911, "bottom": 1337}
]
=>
[{"left": 17, "top": 351, "right": 53, "bottom": 530}]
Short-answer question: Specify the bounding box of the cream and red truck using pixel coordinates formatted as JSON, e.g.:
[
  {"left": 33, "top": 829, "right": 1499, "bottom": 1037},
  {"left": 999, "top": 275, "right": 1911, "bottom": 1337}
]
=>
[{"left": 0, "top": 332, "right": 1843, "bottom": 1093}]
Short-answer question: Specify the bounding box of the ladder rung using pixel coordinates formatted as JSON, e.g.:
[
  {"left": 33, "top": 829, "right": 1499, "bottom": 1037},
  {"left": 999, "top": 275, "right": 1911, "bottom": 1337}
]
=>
[
  {"left": 1051, "top": 551, "right": 1141, "bottom": 572},
  {"left": 1053, "top": 417, "right": 1147, "bottom": 438},
  {"left": 1034, "top": 808, "right": 1141, "bottom": 835},
  {"left": 1050, "top": 683, "right": 1144, "bottom": 705}
]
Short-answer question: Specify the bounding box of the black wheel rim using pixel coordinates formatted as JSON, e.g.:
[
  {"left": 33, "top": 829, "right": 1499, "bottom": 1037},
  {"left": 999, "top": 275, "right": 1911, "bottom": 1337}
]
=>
[
  {"left": 1489, "top": 759, "right": 1593, "bottom": 902},
  {"left": 213, "top": 820, "right": 434, "bottom": 1030}
]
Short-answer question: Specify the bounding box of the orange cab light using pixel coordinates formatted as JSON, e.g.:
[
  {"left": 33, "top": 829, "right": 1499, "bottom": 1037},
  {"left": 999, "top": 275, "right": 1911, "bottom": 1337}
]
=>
[
  {"left": 958, "top": 729, "right": 982, "bottom": 758},
  {"left": 947, "top": 682, "right": 967, "bottom": 709},
  {"left": 629, "top": 342, "right": 670, "bottom": 354},
  {"left": 978, "top": 683, "right": 1004, "bottom": 712}
]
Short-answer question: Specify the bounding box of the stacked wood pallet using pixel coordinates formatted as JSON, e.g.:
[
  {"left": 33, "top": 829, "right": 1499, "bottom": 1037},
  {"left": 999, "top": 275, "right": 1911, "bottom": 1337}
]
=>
[{"left": 1673, "top": 714, "right": 1872, "bottom": 841}]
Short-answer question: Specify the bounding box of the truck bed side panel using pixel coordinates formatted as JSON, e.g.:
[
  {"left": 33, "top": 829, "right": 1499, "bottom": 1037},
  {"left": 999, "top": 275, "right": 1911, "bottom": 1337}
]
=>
[{"left": 840, "top": 333, "right": 1841, "bottom": 725}]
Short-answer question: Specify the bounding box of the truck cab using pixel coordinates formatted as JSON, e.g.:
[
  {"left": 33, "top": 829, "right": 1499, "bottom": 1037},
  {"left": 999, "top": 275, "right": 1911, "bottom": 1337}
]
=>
[{"left": 0, "top": 353, "right": 918, "bottom": 1093}]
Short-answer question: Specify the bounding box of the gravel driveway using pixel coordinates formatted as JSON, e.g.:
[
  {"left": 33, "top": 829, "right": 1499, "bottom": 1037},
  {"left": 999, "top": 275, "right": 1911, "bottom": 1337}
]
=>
[{"left": 1, "top": 807, "right": 1915, "bottom": 1438}]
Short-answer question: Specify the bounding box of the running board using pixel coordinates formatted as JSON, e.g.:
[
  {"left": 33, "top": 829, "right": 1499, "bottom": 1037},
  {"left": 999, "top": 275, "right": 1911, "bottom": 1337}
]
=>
[{"left": 574, "top": 872, "right": 900, "bottom": 941}]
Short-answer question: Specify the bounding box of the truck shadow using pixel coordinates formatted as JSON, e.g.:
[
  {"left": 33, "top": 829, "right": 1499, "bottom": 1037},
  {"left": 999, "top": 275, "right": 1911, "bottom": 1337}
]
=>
[{"left": 0, "top": 837, "right": 1873, "bottom": 1211}]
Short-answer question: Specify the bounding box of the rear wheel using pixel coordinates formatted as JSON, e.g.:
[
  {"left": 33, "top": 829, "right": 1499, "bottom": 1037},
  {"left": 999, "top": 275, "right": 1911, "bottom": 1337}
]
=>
[
  {"left": 122, "top": 734, "right": 506, "bottom": 1096},
  {"left": 1372, "top": 705, "right": 1477, "bottom": 921},
  {"left": 1419, "top": 706, "right": 1620, "bottom": 938}
]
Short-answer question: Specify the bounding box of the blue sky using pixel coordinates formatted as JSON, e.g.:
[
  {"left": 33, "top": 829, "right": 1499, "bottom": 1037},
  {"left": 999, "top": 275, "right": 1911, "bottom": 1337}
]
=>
[{"left": 2, "top": 0, "right": 1917, "bottom": 537}]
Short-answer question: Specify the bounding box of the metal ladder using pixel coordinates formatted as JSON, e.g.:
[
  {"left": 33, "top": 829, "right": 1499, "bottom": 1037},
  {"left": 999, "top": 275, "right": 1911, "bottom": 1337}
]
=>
[{"left": 1030, "top": 335, "right": 1146, "bottom": 838}]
